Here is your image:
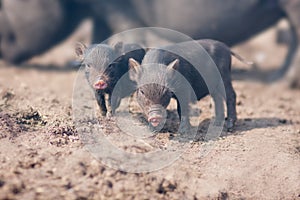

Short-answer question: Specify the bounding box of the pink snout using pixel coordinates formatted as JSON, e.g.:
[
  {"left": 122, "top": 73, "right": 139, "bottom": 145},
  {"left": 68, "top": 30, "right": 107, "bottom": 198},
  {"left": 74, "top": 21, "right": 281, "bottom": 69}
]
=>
[
  {"left": 93, "top": 80, "right": 108, "bottom": 90},
  {"left": 148, "top": 116, "right": 163, "bottom": 127}
]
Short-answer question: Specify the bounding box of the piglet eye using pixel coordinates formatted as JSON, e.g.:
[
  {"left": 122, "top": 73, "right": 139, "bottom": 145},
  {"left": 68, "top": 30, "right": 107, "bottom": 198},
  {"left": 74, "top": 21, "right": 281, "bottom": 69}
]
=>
[
  {"left": 85, "top": 64, "right": 91, "bottom": 68},
  {"left": 139, "top": 89, "right": 145, "bottom": 95},
  {"left": 108, "top": 62, "right": 117, "bottom": 69}
]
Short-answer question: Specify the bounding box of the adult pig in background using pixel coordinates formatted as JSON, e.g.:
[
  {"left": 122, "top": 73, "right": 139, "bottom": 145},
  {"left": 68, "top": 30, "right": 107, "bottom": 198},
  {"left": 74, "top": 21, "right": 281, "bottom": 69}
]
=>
[
  {"left": 0, "top": 0, "right": 90, "bottom": 63},
  {"left": 0, "top": 0, "right": 300, "bottom": 87}
]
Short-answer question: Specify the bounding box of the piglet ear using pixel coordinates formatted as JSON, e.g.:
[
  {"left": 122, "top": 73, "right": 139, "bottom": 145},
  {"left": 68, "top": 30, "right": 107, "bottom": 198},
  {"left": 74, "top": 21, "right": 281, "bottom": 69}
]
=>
[
  {"left": 75, "top": 42, "right": 87, "bottom": 61},
  {"left": 129, "top": 58, "right": 140, "bottom": 70},
  {"left": 114, "top": 41, "right": 123, "bottom": 55},
  {"left": 167, "top": 59, "right": 180, "bottom": 71},
  {"left": 128, "top": 58, "right": 141, "bottom": 81}
]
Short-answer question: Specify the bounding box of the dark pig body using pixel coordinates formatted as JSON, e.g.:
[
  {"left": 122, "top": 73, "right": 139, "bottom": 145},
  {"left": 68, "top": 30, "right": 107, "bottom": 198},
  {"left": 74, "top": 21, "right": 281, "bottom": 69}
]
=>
[
  {"left": 76, "top": 42, "right": 145, "bottom": 117},
  {"left": 129, "top": 39, "right": 248, "bottom": 132}
]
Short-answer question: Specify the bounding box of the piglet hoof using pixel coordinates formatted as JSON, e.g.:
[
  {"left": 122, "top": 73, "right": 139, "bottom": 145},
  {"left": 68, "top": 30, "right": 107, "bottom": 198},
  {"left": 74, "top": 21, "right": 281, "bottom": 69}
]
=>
[
  {"left": 226, "top": 118, "right": 236, "bottom": 132},
  {"left": 100, "top": 111, "right": 107, "bottom": 117},
  {"left": 106, "top": 111, "right": 115, "bottom": 120},
  {"left": 178, "top": 125, "right": 190, "bottom": 134},
  {"left": 149, "top": 125, "right": 159, "bottom": 133},
  {"left": 213, "top": 119, "right": 223, "bottom": 127},
  {"left": 106, "top": 111, "right": 112, "bottom": 118},
  {"left": 178, "top": 118, "right": 191, "bottom": 134}
]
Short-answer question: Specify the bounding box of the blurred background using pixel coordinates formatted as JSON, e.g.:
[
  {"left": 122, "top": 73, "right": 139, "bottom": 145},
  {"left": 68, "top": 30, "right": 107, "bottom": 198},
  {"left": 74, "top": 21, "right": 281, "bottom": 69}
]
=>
[
  {"left": 25, "top": 18, "right": 291, "bottom": 82},
  {"left": 0, "top": 0, "right": 294, "bottom": 72}
]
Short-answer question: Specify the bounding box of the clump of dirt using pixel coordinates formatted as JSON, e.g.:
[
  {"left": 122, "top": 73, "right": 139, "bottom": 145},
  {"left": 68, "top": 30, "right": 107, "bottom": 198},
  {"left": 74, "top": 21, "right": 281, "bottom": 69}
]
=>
[
  {"left": 156, "top": 178, "right": 177, "bottom": 194},
  {"left": 15, "top": 107, "right": 47, "bottom": 127},
  {"left": 0, "top": 113, "right": 25, "bottom": 139},
  {"left": 217, "top": 191, "right": 229, "bottom": 200},
  {"left": 0, "top": 179, "right": 5, "bottom": 188},
  {"left": 48, "top": 125, "right": 77, "bottom": 136},
  {"left": 0, "top": 89, "right": 15, "bottom": 111},
  {"left": 296, "top": 146, "right": 300, "bottom": 154},
  {"left": 0, "top": 107, "right": 47, "bottom": 139},
  {"left": 1, "top": 90, "right": 15, "bottom": 102},
  {"left": 46, "top": 121, "right": 79, "bottom": 147},
  {"left": 17, "top": 152, "right": 44, "bottom": 170},
  {"left": 0, "top": 179, "right": 26, "bottom": 199}
]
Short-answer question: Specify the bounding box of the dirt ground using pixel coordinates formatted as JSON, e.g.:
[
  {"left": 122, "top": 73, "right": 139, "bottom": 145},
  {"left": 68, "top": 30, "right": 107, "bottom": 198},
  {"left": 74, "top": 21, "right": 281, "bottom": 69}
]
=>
[{"left": 0, "top": 20, "right": 299, "bottom": 199}]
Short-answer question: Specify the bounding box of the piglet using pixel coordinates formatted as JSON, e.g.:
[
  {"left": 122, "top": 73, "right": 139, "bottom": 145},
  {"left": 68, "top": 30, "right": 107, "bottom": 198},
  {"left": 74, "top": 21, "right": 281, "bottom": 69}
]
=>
[
  {"left": 76, "top": 42, "right": 145, "bottom": 117},
  {"left": 129, "top": 39, "right": 252, "bottom": 132}
]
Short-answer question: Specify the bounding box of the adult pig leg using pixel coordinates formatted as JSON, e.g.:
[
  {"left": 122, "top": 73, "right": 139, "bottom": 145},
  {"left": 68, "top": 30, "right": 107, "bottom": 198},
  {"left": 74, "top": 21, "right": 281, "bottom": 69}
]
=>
[
  {"left": 0, "top": 11, "right": 3, "bottom": 58},
  {"left": 280, "top": 0, "right": 300, "bottom": 88}
]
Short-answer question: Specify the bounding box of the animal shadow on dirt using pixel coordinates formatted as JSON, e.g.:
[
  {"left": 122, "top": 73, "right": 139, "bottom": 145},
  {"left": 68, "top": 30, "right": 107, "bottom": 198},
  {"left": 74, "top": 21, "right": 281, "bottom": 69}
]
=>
[
  {"left": 195, "top": 117, "right": 291, "bottom": 141},
  {"left": 132, "top": 110, "right": 290, "bottom": 143},
  {"left": 232, "top": 67, "right": 286, "bottom": 83}
]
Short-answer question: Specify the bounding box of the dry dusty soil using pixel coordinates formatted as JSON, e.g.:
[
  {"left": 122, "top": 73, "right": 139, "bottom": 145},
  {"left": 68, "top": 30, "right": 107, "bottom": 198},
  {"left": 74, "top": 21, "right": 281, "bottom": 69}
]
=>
[{"left": 0, "top": 21, "right": 299, "bottom": 199}]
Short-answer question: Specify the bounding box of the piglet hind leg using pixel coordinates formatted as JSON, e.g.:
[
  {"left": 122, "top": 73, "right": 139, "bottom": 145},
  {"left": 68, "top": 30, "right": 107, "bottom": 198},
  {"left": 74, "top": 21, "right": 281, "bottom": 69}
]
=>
[
  {"left": 212, "top": 82, "right": 237, "bottom": 132},
  {"left": 211, "top": 92, "right": 225, "bottom": 128},
  {"left": 225, "top": 84, "right": 237, "bottom": 132}
]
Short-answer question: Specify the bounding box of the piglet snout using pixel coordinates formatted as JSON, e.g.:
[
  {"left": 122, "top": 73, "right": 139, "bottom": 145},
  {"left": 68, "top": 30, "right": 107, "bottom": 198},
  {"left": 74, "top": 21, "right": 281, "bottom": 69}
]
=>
[
  {"left": 94, "top": 79, "right": 108, "bottom": 90},
  {"left": 147, "top": 105, "right": 167, "bottom": 127},
  {"left": 148, "top": 116, "right": 163, "bottom": 127}
]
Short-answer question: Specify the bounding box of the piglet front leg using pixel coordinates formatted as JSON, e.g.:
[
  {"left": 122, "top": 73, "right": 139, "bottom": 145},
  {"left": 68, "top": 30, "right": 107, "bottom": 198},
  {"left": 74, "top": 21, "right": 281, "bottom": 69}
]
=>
[
  {"left": 106, "top": 94, "right": 122, "bottom": 118},
  {"left": 95, "top": 92, "right": 107, "bottom": 117},
  {"left": 176, "top": 98, "right": 191, "bottom": 134}
]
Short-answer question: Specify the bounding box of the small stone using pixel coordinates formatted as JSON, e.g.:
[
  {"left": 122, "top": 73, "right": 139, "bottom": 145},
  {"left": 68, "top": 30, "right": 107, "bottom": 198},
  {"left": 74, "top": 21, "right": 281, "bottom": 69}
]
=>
[
  {"left": 36, "top": 187, "right": 44, "bottom": 193},
  {"left": 278, "top": 119, "right": 287, "bottom": 124}
]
